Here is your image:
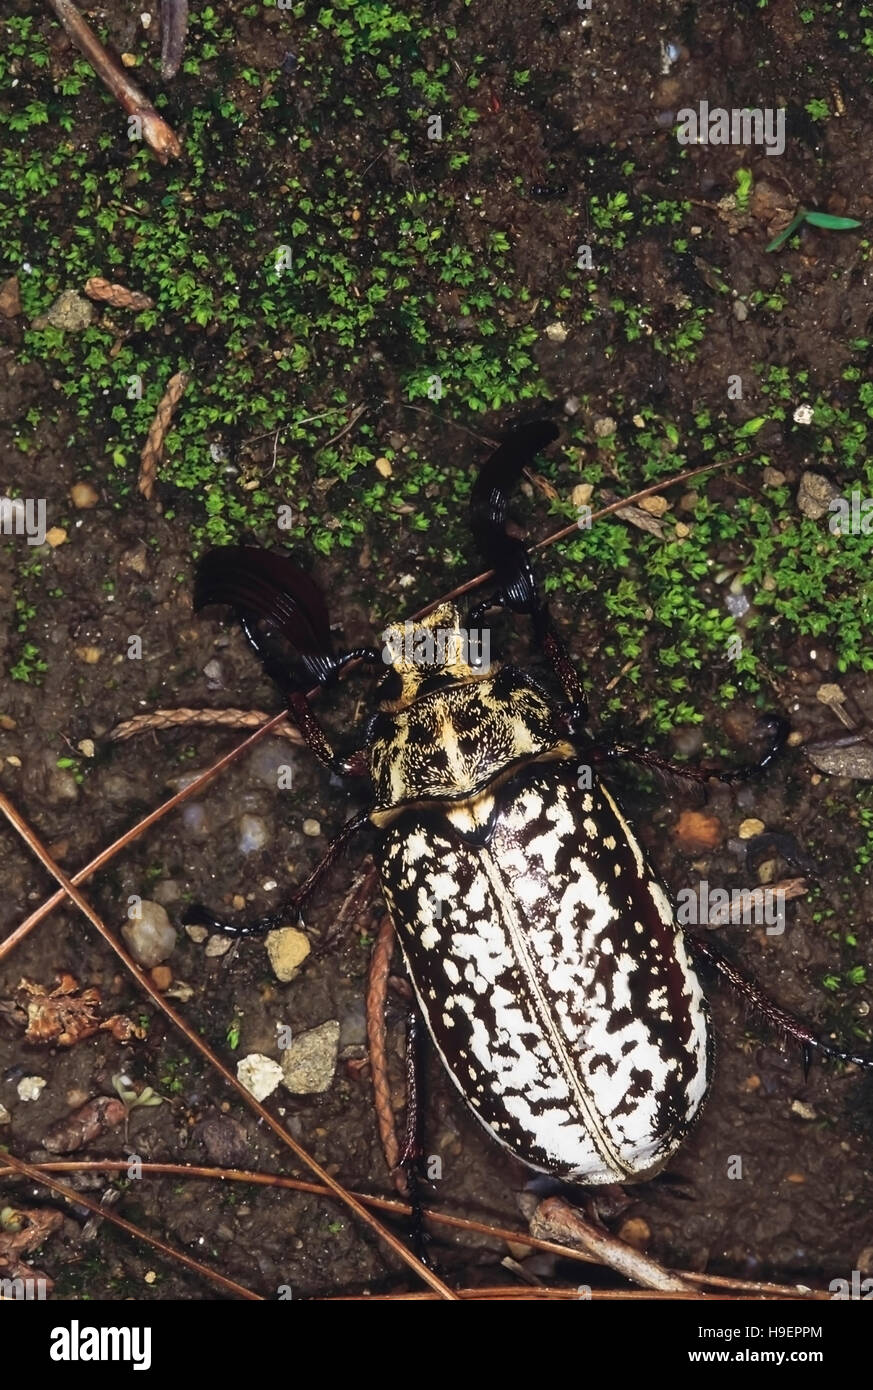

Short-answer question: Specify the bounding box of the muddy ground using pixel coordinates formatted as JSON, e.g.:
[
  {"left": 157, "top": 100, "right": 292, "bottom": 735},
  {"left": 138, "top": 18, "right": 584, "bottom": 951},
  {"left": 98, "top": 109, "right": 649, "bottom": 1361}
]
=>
[{"left": 1, "top": 0, "right": 872, "bottom": 1299}]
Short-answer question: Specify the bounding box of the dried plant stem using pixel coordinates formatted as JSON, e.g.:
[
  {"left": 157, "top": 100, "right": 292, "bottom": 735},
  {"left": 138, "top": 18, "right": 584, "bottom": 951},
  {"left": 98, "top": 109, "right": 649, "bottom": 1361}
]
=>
[
  {"left": 367, "top": 915, "right": 401, "bottom": 1176},
  {"left": 0, "top": 711, "right": 292, "bottom": 964},
  {"left": 532, "top": 1195, "right": 693, "bottom": 1292},
  {"left": 45, "top": 0, "right": 182, "bottom": 161},
  {"left": 109, "top": 707, "right": 302, "bottom": 745},
  {"left": 0, "top": 1150, "right": 261, "bottom": 1300},
  {"left": 138, "top": 371, "right": 189, "bottom": 500},
  {"left": 0, "top": 1161, "right": 829, "bottom": 1299},
  {"left": 84, "top": 277, "right": 154, "bottom": 311},
  {"left": 160, "top": 0, "right": 189, "bottom": 79}
]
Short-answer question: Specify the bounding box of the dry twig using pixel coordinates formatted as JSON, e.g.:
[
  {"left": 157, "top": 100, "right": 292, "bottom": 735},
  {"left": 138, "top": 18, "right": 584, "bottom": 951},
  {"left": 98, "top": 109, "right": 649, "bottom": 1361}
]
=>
[
  {"left": 0, "top": 788, "right": 457, "bottom": 1301},
  {"left": 46, "top": 0, "right": 182, "bottom": 162},
  {"left": 0, "top": 1160, "right": 831, "bottom": 1300},
  {"left": 138, "top": 370, "right": 189, "bottom": 500},
  {"left": 84, "top": 277, "right": 154, "bottom": 311},
  {"left": 110, "top": 707, "right": 302, "bottom": 745},
  {"left": 367, "top": 915, "right": 402, "bottom": 1177}
]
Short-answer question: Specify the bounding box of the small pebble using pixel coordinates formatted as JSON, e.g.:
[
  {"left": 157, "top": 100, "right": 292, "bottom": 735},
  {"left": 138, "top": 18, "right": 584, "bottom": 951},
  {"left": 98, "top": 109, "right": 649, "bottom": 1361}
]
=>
[
  {"left": 302, "top": 818, "right": 321, "bottom": 838},
  {"left": 239, "top": 813, "right": 269, "bottom": 854},
  {"left": 570, "top": 483, "right": 593, "bottom": 507},
  {"left": 593, "top": 415, "right": 616, "bottom": 439},
  {"left": 205, "top": 934, "right": 233, "bottom": 958},
  {"left": 75, "top": 646, "right": 102, "bottom": 664},
  {"left": 732, "top": 299, "right": 748, "bottom": 322},
  {"left": 237, "top": 1053, "right": 284, "bottom": 1102},
  {"left": 152, "top": 879, "right": 181, "bottom": 906},
  {"left": 47, "top": 768, "right": 77, "bottom": 801},
  {"left": 121, "top": 900, "right": 177, "bottom": 968},
  {"left": 674, "top": 810, "right": 723, "bottom": 853},
  {"left": 181, "top": 803, "right": 209, "bottom": 839},
  {"left": 797, "top": 470, "right": 840, "bottom": 521},
  {"left": 816, "top": 682, "right": 845, "bottom": 707},
  {"left": 266, "top": 927, "right": 310, "bottom": 983},
  {"left": 17, "top": 1076, "right": 47, "bottom": 1102},
  {"left": 793, "top": 404, "right": 814, "bottom": 425},
  {"left": 70, "top": 481, "right": 99, "bottom": 509},
  {"left": 738, "top": 818, "right": 765, "bottom": 839},
  {"left": 790, "top": 1100, "right": 817, "bottom": 1121},
  {"left": 762, "top": 467, "right": 786, "bottom": 487},
  {"left": 545, "top": 321, "right": 568, "bottom": 343},
  {"left": 185, "top": 923, "right": 209, "bottom": 944},
  {"left": 46, "top": 527, "right": 67, "bottom": 547},
  {"left": 281, "top": 1020, "right": 341, "bottom": 1094},
  {"left": 639, "top": 495, "right": 668, "bottom": 517},
  {"left": 375, "top": 457, "right": 392, "bottom": 477},
  {"left": 150, "top": 965, "right": 172, "bottom": 991}
]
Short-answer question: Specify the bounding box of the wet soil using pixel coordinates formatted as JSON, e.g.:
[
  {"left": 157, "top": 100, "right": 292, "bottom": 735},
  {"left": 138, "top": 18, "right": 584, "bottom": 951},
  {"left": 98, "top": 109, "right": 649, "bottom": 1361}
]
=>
[{"left": 1, "top": 0, "right": 872, "bottom": 1299}]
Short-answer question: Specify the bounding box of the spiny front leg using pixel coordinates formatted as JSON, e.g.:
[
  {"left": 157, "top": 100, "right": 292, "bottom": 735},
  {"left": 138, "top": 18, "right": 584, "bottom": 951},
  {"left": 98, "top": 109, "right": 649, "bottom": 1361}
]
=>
[{"left": 196, "top": 546, "right": 381, "bottom": 777}]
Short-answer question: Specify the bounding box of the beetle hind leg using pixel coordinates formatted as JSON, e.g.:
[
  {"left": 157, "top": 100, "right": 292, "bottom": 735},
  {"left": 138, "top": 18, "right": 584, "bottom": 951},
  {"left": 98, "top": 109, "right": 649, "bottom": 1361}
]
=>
[{"left": 689, "top": 933, "right": 873, "bottom": 1073}]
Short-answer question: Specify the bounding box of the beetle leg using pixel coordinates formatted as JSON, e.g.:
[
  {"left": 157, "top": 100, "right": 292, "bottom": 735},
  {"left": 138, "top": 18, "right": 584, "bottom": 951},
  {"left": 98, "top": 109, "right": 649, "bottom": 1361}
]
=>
[
  {"left": 468, "top": 420, "right": 589, "bottom": 719},
  {"left": 239, "top": 617, "right": 375, "bottom": 779},
  {"left": 195, "top": 545, "right": 381, "bottom": 776},
  {"left": 397, "top": 1009, "right": 433, "bottom": 1266},
  {"left": 688, "top": 933, "right": 873, "bottom": 1073},
  {"left": 183, "top": 808, "right": 372, "bottom": 936},
  {"left": 595, "top": 715, "right": 789, "bottom": 786}
]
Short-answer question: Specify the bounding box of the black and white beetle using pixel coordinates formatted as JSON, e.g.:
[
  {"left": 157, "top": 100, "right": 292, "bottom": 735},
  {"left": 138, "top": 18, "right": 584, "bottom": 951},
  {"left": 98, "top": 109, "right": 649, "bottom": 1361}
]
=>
[{"left": 185, "top": 421, "right": 872, "bottom": 1191}]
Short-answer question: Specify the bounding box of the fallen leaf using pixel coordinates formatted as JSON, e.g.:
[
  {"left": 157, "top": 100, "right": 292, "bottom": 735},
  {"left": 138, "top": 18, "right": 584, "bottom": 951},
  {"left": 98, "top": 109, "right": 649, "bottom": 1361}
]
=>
[{"left": 42, "top": 1096, "right": 126, "bottom": 1153}]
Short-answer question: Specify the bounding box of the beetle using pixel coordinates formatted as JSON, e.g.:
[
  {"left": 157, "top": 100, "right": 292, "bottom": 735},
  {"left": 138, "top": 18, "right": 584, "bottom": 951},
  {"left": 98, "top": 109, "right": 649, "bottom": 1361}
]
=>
[{"left": 185, "top": 420, "right": 872, "bottom": 1192}]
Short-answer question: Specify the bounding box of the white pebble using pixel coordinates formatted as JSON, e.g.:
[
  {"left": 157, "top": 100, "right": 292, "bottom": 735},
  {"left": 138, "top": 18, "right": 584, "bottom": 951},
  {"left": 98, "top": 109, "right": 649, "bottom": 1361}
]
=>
[{"left": 18, "top": 1076, "right": 47, "bottom": 1102}]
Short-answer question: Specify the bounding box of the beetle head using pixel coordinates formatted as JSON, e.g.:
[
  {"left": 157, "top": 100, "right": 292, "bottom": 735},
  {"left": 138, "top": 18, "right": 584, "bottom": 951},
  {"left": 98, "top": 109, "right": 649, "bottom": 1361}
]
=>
[{"left": 376, "top": 601, "right": 492, "bottom": 710}]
